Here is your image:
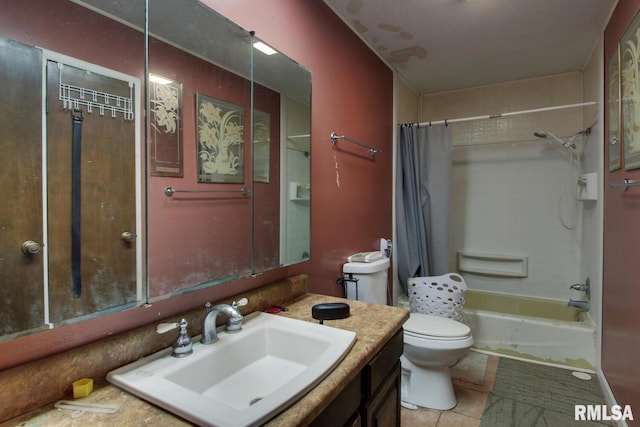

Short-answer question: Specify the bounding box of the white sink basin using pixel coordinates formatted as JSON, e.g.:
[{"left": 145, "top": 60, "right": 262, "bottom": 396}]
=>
[{"left": 107, "top": 311, "right": 356, "bottom": 427}]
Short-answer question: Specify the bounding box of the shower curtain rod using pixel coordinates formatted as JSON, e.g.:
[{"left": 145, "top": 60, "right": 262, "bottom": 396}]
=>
[{"left": 409, "top": 101, "right": 597, "bottom": 127}]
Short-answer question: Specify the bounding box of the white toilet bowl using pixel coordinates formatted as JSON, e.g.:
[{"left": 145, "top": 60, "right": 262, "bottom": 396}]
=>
[{"left": 401, "top": 312, "right": 473, "bottom": 410}]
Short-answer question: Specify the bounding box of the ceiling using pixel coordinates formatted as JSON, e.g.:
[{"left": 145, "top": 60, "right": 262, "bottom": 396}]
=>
[{"left": 323, "top": 0, "right": 617, "bottom": 94}]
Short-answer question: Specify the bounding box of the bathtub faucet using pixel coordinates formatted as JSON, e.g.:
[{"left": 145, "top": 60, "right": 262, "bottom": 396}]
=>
[
  {"left": 569, "top": 278, "right": 590, "bottom": 299},
  {"left": 568, "top": 278, "right": 590, "bottom": 312},
  {"left": 568, "top": 277, "right": 591, "bottom": 311},
  {"left": 568, "top": 300, "right": 590, "bottom": 311}
]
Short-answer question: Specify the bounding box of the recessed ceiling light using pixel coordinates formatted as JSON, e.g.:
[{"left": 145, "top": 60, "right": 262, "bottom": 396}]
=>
[{"left": 253, "top": 41, "right": 277, "bottom": 56}]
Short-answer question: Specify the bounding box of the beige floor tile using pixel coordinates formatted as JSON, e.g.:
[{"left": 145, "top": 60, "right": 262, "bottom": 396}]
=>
[
  {"left": 483, "top": 354, "right": 500, "bottom": 390},
  {"left": 451, "top": 385, "right": 488, "bottom": 419},
  {"left": 437, "top": 411, "right": 481, "bottom": 427},
  {"left": 451, "top": 351, "right": 488, "bottom": 386},
  {"left": 401, "top": 406, "right": 440, "bottom": 427},
  {"left": 452, "top": 351, "right": 500, "bottom": 394}
]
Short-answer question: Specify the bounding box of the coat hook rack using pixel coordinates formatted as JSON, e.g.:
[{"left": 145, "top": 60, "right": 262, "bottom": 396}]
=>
[
  {"left": 58, "top": 63, "right": 134, "bottom": 120},
  {"left": 330, "top": 132, "right": 382, "bottom": 157}
]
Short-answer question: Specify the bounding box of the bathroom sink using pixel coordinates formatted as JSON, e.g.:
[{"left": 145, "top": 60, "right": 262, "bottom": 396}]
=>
[{"left": 107, "top": 311, "right": 356, "bottom": 427}]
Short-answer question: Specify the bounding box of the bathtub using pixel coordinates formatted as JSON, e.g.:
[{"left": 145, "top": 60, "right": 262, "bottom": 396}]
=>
[{"left": 462, "top": 290, "right": 596, "bottom": 370}]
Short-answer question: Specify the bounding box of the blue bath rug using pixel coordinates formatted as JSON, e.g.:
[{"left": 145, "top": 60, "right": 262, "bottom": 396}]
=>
[{"left": 480, "top": 358, "right": 611, "bottom": 427}]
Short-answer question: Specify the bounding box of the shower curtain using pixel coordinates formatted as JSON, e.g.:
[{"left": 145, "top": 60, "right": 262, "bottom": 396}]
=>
[{"left": 396, "top": 123, "right": 452, "bottom": 291}]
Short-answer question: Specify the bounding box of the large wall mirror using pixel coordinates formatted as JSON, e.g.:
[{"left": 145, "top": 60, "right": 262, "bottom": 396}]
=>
[{"left": 0, "top": 0, "right": 311, "bottom": 342}]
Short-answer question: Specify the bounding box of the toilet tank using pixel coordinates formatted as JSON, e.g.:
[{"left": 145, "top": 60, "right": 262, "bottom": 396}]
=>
[{"left": 342, "top": 257, "right": 390, "bottom": 305}]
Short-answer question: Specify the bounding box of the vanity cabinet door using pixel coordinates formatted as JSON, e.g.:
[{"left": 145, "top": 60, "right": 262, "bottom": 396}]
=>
[
  {"left": 363, "top": 362, "right": 401, "bottom": 427},
  {"left": 311, "top": 328, "right": 403, "bottom": 427},
  {"left": 346, "top": 411, "right": 362, "bottom": 427},
  {"left": 361, "top": 328, "right": 403, "bottom": 427},
  {"left": 0, "top": 38, "right": 46, "bottom": 336},
  {"left": 309, "top": 373, "right": 361, "bottom": 427},
  {"left": 362, "top": 328, "right": 403, "bottom": 398}
]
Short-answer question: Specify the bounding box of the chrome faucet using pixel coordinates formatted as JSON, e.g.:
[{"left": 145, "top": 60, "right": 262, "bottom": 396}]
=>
[
  {"left": 568, "top": 278, "right": 590, "bottom": 311},
  {"left": 570, "top": 278, "right": 591, "bottom": 299},
  {"left": 156, "top": 318, "right": 193, "bottom": 357},
  {"left": 568, "top": 300, "right": 590, "bottom": 311},
  {"left": 201, "top": 298, "right": 247, "bottom": 345}
]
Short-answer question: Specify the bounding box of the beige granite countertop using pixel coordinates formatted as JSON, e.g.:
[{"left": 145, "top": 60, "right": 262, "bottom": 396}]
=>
[{"left": 11, "top": 294, "right": 408, "bottom": 427}]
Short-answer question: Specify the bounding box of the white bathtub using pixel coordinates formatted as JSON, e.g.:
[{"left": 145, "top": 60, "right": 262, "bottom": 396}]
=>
[{"left": 462, "top": 290, "right": 596, "bottom": 370}]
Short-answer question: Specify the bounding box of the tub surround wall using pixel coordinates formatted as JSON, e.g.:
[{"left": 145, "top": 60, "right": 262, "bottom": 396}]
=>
[
  {"left": 579, "top": 47, "right": 603, "bottom": 366},
  {"left": 421, "top": 73, "right": 590, "bottom": 301}
]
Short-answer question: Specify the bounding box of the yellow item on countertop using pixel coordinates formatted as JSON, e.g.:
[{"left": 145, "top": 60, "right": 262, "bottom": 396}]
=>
[{"left": 72, "top": 378, "right": 93, "bottom": 398}]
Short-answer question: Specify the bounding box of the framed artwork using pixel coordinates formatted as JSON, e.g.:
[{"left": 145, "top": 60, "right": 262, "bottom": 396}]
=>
[
  {"left": 608, "top": 45, "right": 621, "bottom": 172},
  {"left": 621, "top": 12, "right": 640, "bottom": 170},
  {"left": 196, "top": 93, "right": 244, "bottom": 183},
  {"left": 253, "top": 110, "right": 271, "bottom": 183},
  {"left": 149, "top": 74, "right": 183, "bottom": 176}
]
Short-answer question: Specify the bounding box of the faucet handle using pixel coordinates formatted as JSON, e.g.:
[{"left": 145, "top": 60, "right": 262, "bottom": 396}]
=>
[
  {"left": 232, "top": 297, "right": 248, "bottom": 309},
  {"left": 157, "top": 321, "right": 181, "bottom": 334},
  {"left": 156, "top": 318, "right": 193, "bottom": 358}
]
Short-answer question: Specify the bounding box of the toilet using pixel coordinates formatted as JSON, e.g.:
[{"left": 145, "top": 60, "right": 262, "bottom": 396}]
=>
[
  {"left": 342, "top": 256, "right": 390, "bottom": 304},
  {"left": 401, "top": 312, "right": 473, "bottom": 410},
  {"left": 343, "top": 259, "right": 473, "bottom": 411}
]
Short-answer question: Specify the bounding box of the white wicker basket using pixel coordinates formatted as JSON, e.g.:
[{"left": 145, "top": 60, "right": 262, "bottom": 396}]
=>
[{"left": 407, "top": 273, "right": 467, "bottom": 321}]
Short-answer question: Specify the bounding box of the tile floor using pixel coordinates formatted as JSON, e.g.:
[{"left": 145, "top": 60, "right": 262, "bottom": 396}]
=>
[{"left": 401, "top": 351, "right": 499, "bottom": 427}]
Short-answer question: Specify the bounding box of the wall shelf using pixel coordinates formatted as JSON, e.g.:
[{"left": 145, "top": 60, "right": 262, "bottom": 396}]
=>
[
  {"left": 457, "top": 251, "right": 528, "bottom": 278},
  {"left": 289, "top": 182, "right": 310, "bottom": 200}
]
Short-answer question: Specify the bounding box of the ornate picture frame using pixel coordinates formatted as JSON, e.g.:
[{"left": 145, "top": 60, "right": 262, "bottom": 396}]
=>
[
  {"left": 196, "top": 93, "right": 244, "bottom": 183},
  {"left": 621, "top": 12, "right": 640, "bottom": 170},
  {"left": 608, "top": 45, "right": 621, "bottom": 171},
  {"left": 149, "top": 74, "right": 183, "bottom": 177}
]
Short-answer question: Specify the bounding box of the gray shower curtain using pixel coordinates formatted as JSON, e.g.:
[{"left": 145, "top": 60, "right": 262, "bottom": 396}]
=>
[{"left": 396, "top": 123, "right": 452, "bottom": 291}]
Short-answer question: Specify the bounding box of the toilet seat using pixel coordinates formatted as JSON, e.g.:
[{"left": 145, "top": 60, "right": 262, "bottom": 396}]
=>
[{"left": 404, "top": 313, "right": 471, "bottom": 340}]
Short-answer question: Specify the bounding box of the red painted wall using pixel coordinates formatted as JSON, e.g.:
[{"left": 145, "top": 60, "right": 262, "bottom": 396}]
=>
[
  {"left": 206, "top": 0, "right": 394, "bottom": 295},
  {"left": 0, "top": 0, "right": 281, "bottom": 299},
  {"left": 0, "top": 0, "right": 144, "bottom": 76},
  {"left": 147, "top": 40, "right": 281, "bottom": 297},
  {"left": 603, "top": 0, "right": 640, "bottom": 419},
  {"left": 0, "top": 0, "right": 392, "bottom": 369}
]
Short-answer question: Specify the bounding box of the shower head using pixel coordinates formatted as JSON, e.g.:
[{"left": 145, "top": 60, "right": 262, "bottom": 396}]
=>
[
  {"left": 534, "top": 131, "right": 550, "bottom": 139},
  {"left": 533, "top": 130, "right": 577, "bottom": 150}
]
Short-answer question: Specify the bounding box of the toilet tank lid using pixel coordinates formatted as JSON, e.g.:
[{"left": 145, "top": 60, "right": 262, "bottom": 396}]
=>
[
  {"left": 343, "top": 257, "right": 390, "bottom": 273},
  {"left": 404, "top": 313, "right": 471, "bottom": 338}
]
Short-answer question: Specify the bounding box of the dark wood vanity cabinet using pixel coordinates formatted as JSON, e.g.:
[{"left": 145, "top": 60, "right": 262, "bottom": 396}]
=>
[
  {"left": 361, "top": 328, "right": 403, "bottom": 427},
  {"left": 311, "top": 328, "right": 403, "bottom": 427},
  {"left": 362, "top": 362, "right": 401, "bottom": 426},
  {"left": 310, "top": 373, "right": 362, "bottom": 427}
]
